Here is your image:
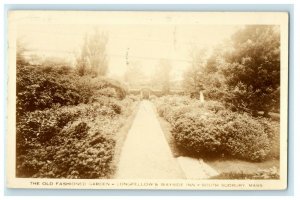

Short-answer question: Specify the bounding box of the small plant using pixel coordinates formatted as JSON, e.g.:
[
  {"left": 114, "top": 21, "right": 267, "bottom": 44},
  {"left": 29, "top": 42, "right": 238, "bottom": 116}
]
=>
[
  {"left": 252, "top": 166, "right": 280, "bottom": 179},
  {"left": 212, "top": 166, "right": 279, "bottom": 180}
]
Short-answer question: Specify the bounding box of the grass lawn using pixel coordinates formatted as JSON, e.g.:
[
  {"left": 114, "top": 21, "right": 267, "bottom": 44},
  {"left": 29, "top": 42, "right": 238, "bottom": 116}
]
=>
[{"left": 206, "top": 158, "right": 279, "bottom": 175}]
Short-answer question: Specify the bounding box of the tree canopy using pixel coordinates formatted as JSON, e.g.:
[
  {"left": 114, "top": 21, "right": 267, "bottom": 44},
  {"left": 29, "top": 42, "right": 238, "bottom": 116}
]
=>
[
  {"left": 223, "top": 25, "right": 280, "bottom": 115},
  {"left": 151, "top": 59, "right": 172, "bottom": 94},
  {"left": 181, "top": 25, "right": 280, "bottom": 116},
  {"left": 182, "top": 49, "right": 207, "bottom": 98},
  {"left": 76, "top": 30, "right": 108, "bottom": 77}
]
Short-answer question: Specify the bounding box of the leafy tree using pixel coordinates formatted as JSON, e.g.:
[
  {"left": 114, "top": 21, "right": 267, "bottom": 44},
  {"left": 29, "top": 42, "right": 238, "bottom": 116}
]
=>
[
  {"left": 223, "top": 25, "right": 280, "bottom": 116},
  {"left": 182, "top": 49, "right": 206, "bottom": 98},
  {"left": 152, "top": 59, "right": 172, "bottom": 94},
  {"left": 16, "top": 38, "right": 28, "bottom": 65},
  {"left": 124, "top": 61, "right": 146, "bottom": 88},
  {"left": 76, "top": 30, "right": 108, "bottom": 77},
  {"left": 76, "top": 56, "right": 89, "bottom": 76},
  {"left": 199, "top": 46, "right": 229, "bottom": 100}
]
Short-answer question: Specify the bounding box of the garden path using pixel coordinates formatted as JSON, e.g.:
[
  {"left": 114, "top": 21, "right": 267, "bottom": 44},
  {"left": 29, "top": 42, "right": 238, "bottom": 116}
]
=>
[{"left": 116, "top": 100, "right": 185, "bottom": 179}]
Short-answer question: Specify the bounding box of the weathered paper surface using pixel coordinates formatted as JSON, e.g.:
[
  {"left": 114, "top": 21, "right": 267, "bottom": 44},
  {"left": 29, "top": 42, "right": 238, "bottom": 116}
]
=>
[{"left": 7, "top": 11, "right": 288, "bottom": 190}]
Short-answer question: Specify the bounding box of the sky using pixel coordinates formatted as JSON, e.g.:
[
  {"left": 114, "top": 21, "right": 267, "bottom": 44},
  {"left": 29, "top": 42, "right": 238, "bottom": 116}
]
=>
[{"left": 14, "top": 11, "right": 240, "bottom": 80}]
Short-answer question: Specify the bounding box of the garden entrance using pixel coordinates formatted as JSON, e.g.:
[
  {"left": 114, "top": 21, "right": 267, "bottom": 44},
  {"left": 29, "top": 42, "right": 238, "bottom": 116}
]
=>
[{"left": 140, "top": 88, "right": 151, "bottom": 99}]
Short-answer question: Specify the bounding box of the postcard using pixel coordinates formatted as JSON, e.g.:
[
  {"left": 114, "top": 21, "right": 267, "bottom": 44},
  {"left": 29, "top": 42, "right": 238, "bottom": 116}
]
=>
[{"left": 7, "top": 11, "right": 288, "bottom": 190}]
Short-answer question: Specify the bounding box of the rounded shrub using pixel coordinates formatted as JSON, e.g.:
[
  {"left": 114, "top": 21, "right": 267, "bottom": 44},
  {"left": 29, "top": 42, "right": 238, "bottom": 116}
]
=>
[
  {"left": 155, "top": 96, "right": 278, "bottom": 162},
  {"left": 173, "top": 112, "right": 223, "bottom": 156},
  {"left": 222, "top": 112, "right": 272, "bottom": 161}
]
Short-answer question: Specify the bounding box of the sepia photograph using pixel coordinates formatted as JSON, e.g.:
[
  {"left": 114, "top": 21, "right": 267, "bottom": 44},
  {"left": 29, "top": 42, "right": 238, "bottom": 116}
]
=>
[{"left": 6, "top": 11, "right": 288, "bottom": 190}]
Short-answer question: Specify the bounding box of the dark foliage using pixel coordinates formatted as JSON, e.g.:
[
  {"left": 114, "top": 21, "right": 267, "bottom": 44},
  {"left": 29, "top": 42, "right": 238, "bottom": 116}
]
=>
[
  {"left": 16, "top": 64, "right": 134, "bottom": 178},
  {"left": 154, "top": 96, "right": 279, "bottom": 161},
  {"left": 223, "top": 25, "right": 280, "bottom": 115},
  {"left": 16, "top": 65, "right": 128, "bottom": 116},
  {"left": 17, "top": 65, "right": 82, "bottom": 114}
]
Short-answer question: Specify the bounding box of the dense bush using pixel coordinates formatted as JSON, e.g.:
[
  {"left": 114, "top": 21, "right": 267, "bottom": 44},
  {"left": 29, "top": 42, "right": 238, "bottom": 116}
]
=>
[
  {"left": 90, "top": 77, "right": 128, "bottom": 100},
  {"left": 16, "top": 64, "right": 136, "bottom": 178},
  {"left": 17, "top": 65, "right": 83, "bottom": 114},
  {"left": 96, "top": 87, "right": 118, "bottom": 98},
  {"left": 220, "top": 111, "right": 272, "bottom": 161},
  {"left": 181, "top": 26, "right": 280, "bottom": 116},
  {"left": 154, "top": 96, "right": 279, "bottom": 161},
  {"left": 17, "top": 119, "right": 115, "bottom": 178},
  {"left": 16, "top": 97, "right": 135, "bottom": 178},
  {"left": 173, "top": 114, "right": 223, "bottom": 156},
  {"left": 34, "top": 121, "right": 116, "bottom": 179},
  {"left": 16, "top": 65, "right": 128, "bottom": 116}
]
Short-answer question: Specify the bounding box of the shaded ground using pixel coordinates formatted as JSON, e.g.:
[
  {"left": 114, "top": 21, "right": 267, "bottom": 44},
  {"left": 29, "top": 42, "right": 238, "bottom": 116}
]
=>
[
  {"left": 116, "top": 100, "right": 185, "bottom": 179},
  {"left": 110, "top": 101, "right": 140, "bottom": 177},
  {"left": 176, "top": 157, "right": 219, "bottom": 179},
  {"left": 156, "top": 114, "right": 188, "bottom": 157}
]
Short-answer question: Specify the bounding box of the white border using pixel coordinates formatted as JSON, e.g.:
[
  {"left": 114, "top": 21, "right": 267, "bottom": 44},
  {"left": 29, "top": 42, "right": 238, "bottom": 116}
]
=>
[
  {"left": 6, "top": 10, "right": 289, "bottom": 191},
  {"left": 1, "top": 0, "right": 298, "bottom": 199}
]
